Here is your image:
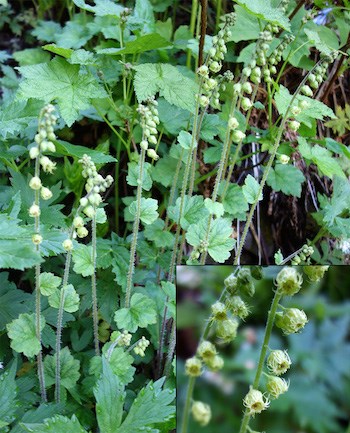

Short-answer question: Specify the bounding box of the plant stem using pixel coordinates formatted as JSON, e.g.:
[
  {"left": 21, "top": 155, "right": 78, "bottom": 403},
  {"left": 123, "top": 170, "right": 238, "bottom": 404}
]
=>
[
  {"left": 238, "top": 290, "right": 283, "bottom": 433},
  {"left": 234, "top": 60, "right": 323, "bottom": 265},
  {"left": 187, "top": 0, "right": 199, "bottom": 69},
  {"left": 125, "top": 146, "right": 146, "bottom": 308},
  {"left": 91, "top": 210, "right": 100, "bottom": 356},
  {"left": 33, "top": 154, "right": 46, "bottom": 402},
  {"left": 55, "top": 250, "right": 72, "bottom": 403},
  {"left": 163, "top": 319, "right": 176, "bottom": 377}
]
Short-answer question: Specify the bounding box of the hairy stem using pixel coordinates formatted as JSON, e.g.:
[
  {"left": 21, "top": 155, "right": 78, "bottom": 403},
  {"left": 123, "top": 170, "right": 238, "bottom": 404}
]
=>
[
  {"left": 55, "top": 250, "right": 72, "bottom": 403},
  {"left": 91, "top": 210, "right": 100, "bottom": 355},
  {"left": 238, "top": 290, "right": 282, "bottom": 433},
  {"left": 125, "top": 146, "right": 146, "bottom": 307},
  {"left": 163, "top": 319, "right": 176, "bottom": 377}
]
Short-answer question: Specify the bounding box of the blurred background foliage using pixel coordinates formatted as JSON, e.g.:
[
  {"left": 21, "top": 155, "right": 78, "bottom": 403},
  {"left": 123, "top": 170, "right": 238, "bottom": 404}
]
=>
[{"left": 177, "top": 266, "right": 350, "bottom": 433}]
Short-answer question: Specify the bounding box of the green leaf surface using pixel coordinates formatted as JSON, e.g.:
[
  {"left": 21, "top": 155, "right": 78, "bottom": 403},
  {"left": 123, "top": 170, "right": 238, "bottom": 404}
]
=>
[
  {"left": 186, "top": 217, "right": 235, "bottom": 263},
  {"left": 0, "top": 99, "right": 43, "bottom": 139},
  {"left": 90, "top": 349, "right": 135, "bottom": 385},
  {"left": 126, "top": 161, "right": 153, "bottom": 191},
  {"left": 242, "top": 174, "right": 263, "bottom": 204},
  {"left": 134, "top": 63, "right": 198, "bottom": 112},
  {"left": 0, "top": 273, "right": 31, "bottom": 331},
  {"left": 72, "top": 244, "right": 94, "bottom": 277},
  {"left": 267, "top": 164, "right": 305, "bottom": 197},
  {"left": 144, "top": 219, "right": 174, "bottom": 248},
  {"left": 18, "top": 57, "right": 107, "bottom": 126},
  {"left": 44, "top": 347, "right": 80, "bottom": 389},
  {"left": 219, "top": 183, "right": 249, "bottom": 221},
  {"left": 114, "top": 293, "right": 157, "bottom": 332},
  {"left": 167, "top": 195, "right": 209, "bottom": 230},
  {"left": 54, "top": 139, "right": 116, "bottom": 163},
  {"left": 42, "top": 43, "right": 73, "bottom": 58},
  {"left": 48, "top": 284, "right": 80, "bottom": 313},
  {"left": 0, "top": 361, "right": 18, "bottom": 428},
  {"left": 128, "top": 198, "right": 159, "bottom": 225},
  {"left": 235, "top": 0, "right": 290, "bottom": 30},
  {"left": 177, "top": 130, "right": 196, "bottom": 150},
  {"left": 228, "top": 5, "right": 261, "bottom": 42},
  {"left": 23, "top": 415, "right": 87, "bottom": 433},
  {"left": 94, "top": 358, "right": 125, "bottom": 433},
  {"left": 310, "top": 145, "right": 345, "bottom": 179},
  {"left": 39, "top": 272, "right": 62, "bottom": 296},
  {"left": 73, "top": 0, "right": 124, "bottom": 16},
  {"left": 204, "top": 198, "right": 224, "bottom": 218},
  {"left": 6, "top": 313, "right": 45, "bottom": 358},
  {"left": 98, "top": 33, "right": 171, "bottom": 55},
  {"left": 116, "top": 377, "right": 175, "bottom": 433}
]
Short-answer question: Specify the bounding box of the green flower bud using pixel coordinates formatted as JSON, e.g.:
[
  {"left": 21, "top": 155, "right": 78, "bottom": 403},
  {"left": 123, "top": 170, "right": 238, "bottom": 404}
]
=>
[
  {"left": 73, "top": 216, "right": 84, "bottom": 228},
  {"left": 237, "top": 268, "right": 255, "bottom": 297},
  {"left": 216, "top": 318, "right": 238, "bottom": 342},
  {"left": 77, "top": 226, "right": 89, "bottom": 238},
  {"left": 243, "top": 387, "right": 270, "bottom": 416},
  {"left": 197, "top": 65, "right": 209, "bottom": 76},
  {"left": 266, "top": 375, "right": 289, "bottom": 399},
  {"left": 233, "top": 83, "right": 242, "bottom": 94},
  {"left": 209, "top": 61, "right": 221, "bottom": 73},
  {"left": 278, "top": 154, "right": 290, "bottom": 164},
  {"left": 291, "top": 105, "right": 301, "bottom": 116},
  {"left": 83, "top": 205, "right": 95, "bottom": 218},
  {"left": 251, "top": 266, "right": 263, "bottom": 280},
  {"left": 206, "top": 354, "right": 224, "bottom": 371},
  {"left": 191, "top": 401, "right": 211, "bottom": 426},
  {"left": 289, "top": 120, "right": 300, "bottom": 131},
  {"left": 224, "top": 273, "right": 238, "bottom": 294},
  {"left": 185, "top": 357, "right": 203, "bottom": 377},
  {"left": 242, "top": 67, "right": 252, "bottom": 77},
  {"left": 267, "top": 350, "right": 291, "bottom": 376},
  {"left": 228, "top": 296, "right": 249, "bottom": 320},
  {"left": 299, "top": 99, "right": 310, "bottom": 110},
  {"left": 275, "top": 308, "right": 308, "bottom": 335},
  {"left": 40, "top": 186, "right": 53, "bottom": 200},
  {"left": 303, "top": 265, "right": 329, "bottom": 282},
  {"left": 32, "top": 234, "right": 43, "bottom": 245},
  {"left": 232, "top": 130, "right": 246, "bottom": 143},
  {"left": 275, "top": 267, "right": 303, "bottom": 296},
  {"left": 241, "top": 97, "right": 253, "bottom": 111},
  {"left": 62, "top": 238, "right": 73, "bottom": 251},
  {"left": 29, "top": 146, "right": 40, "bottom": 159},
  {"left": 80, "top": 197, "right": 88, "bottom": 207},
  {"left": 228, "top": 116, "right": 239, "bottom": 130},
  {"left": 301, "top": 85, "right": 313, "bottom": 97},
  {"left": 211, "top": 301, "right": 227, "bottom": 321},
  {"left": 242, "top": 82, "right": 253, "bottom": 94},
  {"left": 29, "top": 203, "right": 40, "bottom": 218},
  {"left": 29, "top": 176, "right": 42, "bottom": 190},
  {"left": 197, "top": 341, "right": 217, "bottom": 361}
]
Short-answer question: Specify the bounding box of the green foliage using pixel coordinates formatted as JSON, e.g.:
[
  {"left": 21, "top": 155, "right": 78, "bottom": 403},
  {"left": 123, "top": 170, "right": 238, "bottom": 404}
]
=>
[
  {"left": 48, "top": 284, "right": 80, "bottom": 313},
  {"left": 72, "top": 244, "right": 94, "bottom": 276},
  {"left": 114, "top": 293, "right": 157, "bottom": 332},
  {"left": 267, "top": 164, "right": 305, "bottom": 197},
  {"left": 44, "top": 347, "right": 80, "bottom": 389},
  {"left": 6, "top": 313, "right": 45, "bottom": 358},
  {"left": 235, "top": 0, "right": 290, "bottom": 30},
  {"left": 18, "top": 57, "right": 107, "bottom": 126},
  {"left": 0, "top": 361, "right": 18, "bottom": 428},
  {"left": 23, "top": 415, "right": 87, "bottom": 433}
]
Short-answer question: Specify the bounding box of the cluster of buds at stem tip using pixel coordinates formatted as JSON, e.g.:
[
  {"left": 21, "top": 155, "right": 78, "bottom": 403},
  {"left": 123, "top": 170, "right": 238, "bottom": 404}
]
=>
[
  {"left": 79, "top": 154, "right": 113, "bottom": 219},
  {"left": 133, "top": 336, "right": 150, "bottom": 357},
  {"left": 28, "top": 104, "right": 58, "bottom": 241},
  {"left": 301, "top": 51, "right": 338, "bottom": 97},
  {"left": 138, "top": 97, "right": 160, "bottom": 160},
  {"left": 196, "top": 14, "right": 235, "bottom": 110},
  {"left": 111, "top": 329, "right": 132, "bottom": 347},
  {"left": 291, "top": 243, "right": 314, "bottom": 265}
]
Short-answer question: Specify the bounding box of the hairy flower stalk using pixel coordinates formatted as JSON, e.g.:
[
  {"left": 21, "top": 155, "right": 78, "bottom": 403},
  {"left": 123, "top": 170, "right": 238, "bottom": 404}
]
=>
[
  {"left": 55, "top": 155, "right": 112, "bottom": 402},
  {"left": 29, "top": 104, "right": 58, "bottom": 402},
  {"left": 125, "top": 98, "right": 159, "bottom": 307}
]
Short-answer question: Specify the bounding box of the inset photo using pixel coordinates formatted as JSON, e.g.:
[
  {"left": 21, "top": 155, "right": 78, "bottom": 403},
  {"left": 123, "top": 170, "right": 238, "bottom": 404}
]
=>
[{"left": 177, "top": 266, "right": 350, "bottom": 433}]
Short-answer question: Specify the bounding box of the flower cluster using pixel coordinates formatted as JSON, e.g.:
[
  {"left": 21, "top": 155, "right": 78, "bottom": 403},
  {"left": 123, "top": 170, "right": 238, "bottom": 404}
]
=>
[
  {"left": 302, "top": 51, "right": 338, "bottom": 96},
  {"left": 112, "top": 330, "right": 132, "bottom": 347},
  {"left": 268, "top": 34, "right": 295, "bottom": 75},
  {"left": 196, "top": 14, "right": 235, "bottom": 109},
  {"left": 291, "top": 244, "right": 314, "bottom": 265},
  {"left": 138, "top": 98, "right": 160, "bottom": 160},
  {"left": 133, "top": 336, "right": 150, "bottom": 357},
  {"left": 28, "top": 104, "right": 58, "bottom": 225}
]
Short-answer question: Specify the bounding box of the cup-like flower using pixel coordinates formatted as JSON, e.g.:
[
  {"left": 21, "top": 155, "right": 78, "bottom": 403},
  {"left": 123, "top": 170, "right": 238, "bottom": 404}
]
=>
[
  {"left": 216, "top": 318, "right": 238, "bottom": 342},
  {"left": 224, "top": 273, "right": 238, "bottom": 293},
  {"left": 40, "top": 156, "right": 56, "bottom": 174},
  {"left": 232, "top": 129, "right": 246, "bottom": 143},
  {"left": 241, "top": 97, "right": 253, "bottom": 111},
  {"left": 237, "top": 268, "right": 255, "bottom": 297},
  {"left": 206, "top": 354, "right": 224, "bottom": 372},
  {"left": 303, "top": 265, "right": 329, "bottom": 282},
  {"left": 191, "top": 401, "right": 211, "bottom": 426},
  {"left": 228, "top": 116, "right": 239, "bottom": 130},
  {"left": 267, "top": 350, "right": 291, "bottom": 376},
  {"left": 275, "top": 267, "right": 303, "bottom": 296},
  {"left": 29, "top": 203, "right": 40, "bottom": 218},
  {"left": 211, "top": 301, "right": 227, "bottom": 321},
  {"left": 197, "top": 341, "right": 217, "bottom": 361},
  {"left": 243, "top": 387, "right": 270, "bottom": 416},
  {"left": 275, "top": 308, "right": 308, "bottom": 335},
  {"left": 29, "top": 176, "right": 42, "bottom": 190},
  {"left": 77, "top": 227, "right": 89, "bottom": 238},
  {"left": 266, "top": 375, "right": 289, "bottom": 399},
  {"left": 73, "top": 216, "right": 85, "bottom": 228},
  {"left": 185, "top": 357, "right": 203, "bottom": 377},
  {"left": 62, "top": 239, "right": 73, "bottom": 252},
  {"left": 32, "top": 234, "right": 43, "bottom": 245},
  {"left": 29, "top": 146, "right": 40, "bottom": 159},
  {"left": 228, "top": 296, "right": 249, "bottom": 320},
  {"left": 40, "top": 186, "right": 53, "bottom": 200}
]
